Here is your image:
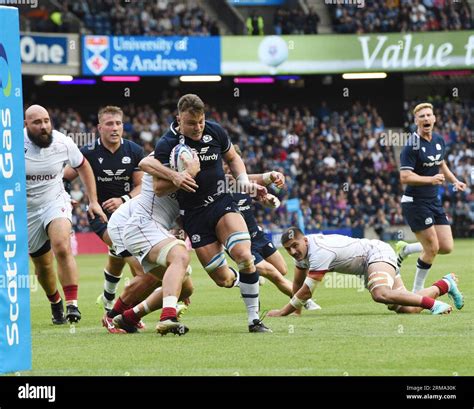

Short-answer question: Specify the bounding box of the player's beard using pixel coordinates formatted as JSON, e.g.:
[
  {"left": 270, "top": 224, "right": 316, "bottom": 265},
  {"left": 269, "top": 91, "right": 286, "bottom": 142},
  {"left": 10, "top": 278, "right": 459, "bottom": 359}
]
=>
[{"left": 27, "top": 128, "right": 53, "bottom": 148}]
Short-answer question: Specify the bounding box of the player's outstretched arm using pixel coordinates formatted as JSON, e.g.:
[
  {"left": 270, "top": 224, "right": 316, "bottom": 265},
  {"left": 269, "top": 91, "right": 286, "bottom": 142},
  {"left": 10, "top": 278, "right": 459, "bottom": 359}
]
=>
[
  {"left": 224, "top": 145, "right": 267, "bottom": 199},
  {"left": 139, "top": 156, "right": 198, "bottom": 193},
  {"left": 440, "top": 162, "right": 467, "bottom": 191},
  {"left": 268, "top": 283, "right": 313, "bottom": 317},
  {"left": 257, "top": 193, "right": 281, "bottom": 209},
  {"left": 153, "top": 175, "right": 179, "bottom": 197},
  {"left": 76, "top": 159, "right": 108, "bottom": 223},
  {"left": 249, "top": 171, "right": 285, "bottom": 188},
  {"left": 292, "top": 266, "right": 308, "bottom": 296},
  {"left": 400, "top": 169, "right": 445, "bottom": 186}
]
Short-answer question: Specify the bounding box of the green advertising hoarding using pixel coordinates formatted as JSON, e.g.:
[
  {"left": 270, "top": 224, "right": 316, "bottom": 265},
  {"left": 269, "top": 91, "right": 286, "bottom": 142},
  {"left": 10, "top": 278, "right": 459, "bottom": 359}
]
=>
[{"left": 222, "top": 31, "right": 474, "bottom": 75}]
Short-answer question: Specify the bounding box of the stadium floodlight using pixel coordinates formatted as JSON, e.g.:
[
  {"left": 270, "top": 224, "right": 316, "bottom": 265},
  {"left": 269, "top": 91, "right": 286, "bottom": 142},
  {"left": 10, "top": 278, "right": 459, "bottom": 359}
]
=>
[
  {"left": 42, "top": 75, "right": 73, "bottom": 82},
  {"left": 59, "top": 79, "right": 97, "bottom": 85},
  {"left": 101, "top": 76, "right": 141, "bottom": 82},
  {"left": 234, "top": 77, "right": 275, "bottom": 84},
  {"left": 342, "top": 72, "right": 387, "bottom": 80},
  {"left": 179, "top": 76, "right": 222, "bottom": 82}
]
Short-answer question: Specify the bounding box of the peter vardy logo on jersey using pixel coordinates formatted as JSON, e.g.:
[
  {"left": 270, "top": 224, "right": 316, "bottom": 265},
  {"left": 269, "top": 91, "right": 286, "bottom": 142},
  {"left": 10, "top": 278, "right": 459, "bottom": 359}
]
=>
[
  {"left": 103, "top": 169, "right": 126, "bottom": 177},
  {"left": 202, "top": 135, "right": 212, "bottom": 143},
  {"left": 423, "top": 154, "right": 442, "bottom": 167},
  {"left": 98, "top": 169, "right": 129, "bottom": 182},
  {"left": 122, "top": 156, "right": 131, "bottom": 164},
  {"left": 194, "top": 146, "right": 217, "bottom": 161}
]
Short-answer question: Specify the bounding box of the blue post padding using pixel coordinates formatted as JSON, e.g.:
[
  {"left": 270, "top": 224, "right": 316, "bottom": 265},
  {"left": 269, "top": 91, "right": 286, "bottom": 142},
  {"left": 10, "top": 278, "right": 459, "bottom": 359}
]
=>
[{"left": 0, "top": 6, "right": 32, "bottom": 373}]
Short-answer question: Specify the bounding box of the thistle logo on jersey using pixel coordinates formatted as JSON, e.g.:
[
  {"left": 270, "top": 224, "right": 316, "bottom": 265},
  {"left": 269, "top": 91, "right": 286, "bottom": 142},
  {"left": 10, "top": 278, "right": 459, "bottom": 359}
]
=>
[
  {"left": 122, "top": 156, "right": 131, "bottom": 164},
  {"left": 202, "top": 135, "right": 212, "bottom": 143},
  {"left": 191, "top": 234, "right": 201, "bottom": 243}
]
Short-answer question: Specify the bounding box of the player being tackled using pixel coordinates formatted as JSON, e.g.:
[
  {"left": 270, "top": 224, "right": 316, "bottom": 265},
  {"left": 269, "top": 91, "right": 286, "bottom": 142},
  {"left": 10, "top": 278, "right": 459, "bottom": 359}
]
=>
[{"left": 268, "top": 228, "right": 464, "bottom": 318}]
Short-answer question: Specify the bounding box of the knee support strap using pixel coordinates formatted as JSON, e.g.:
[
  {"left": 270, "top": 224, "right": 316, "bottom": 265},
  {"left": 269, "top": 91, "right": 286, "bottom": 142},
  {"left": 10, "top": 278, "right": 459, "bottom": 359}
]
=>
[
  {"left": 304, "top": 276, "right": 320, "bottom": 292},
  {"left": 204, "top": 251, "right": 227, "bottom": 274},
  {"left": 237, "top": 257, "right": 255, "bottom": 271},
  {"left": 155, "top": 239, "right": 186, "bottom": 267},
  {"left": 225, "top": 231, "right": 250, "bottom": 253},
  {"left": 368, "top": 271, "right": 394, "bottom": 292}
]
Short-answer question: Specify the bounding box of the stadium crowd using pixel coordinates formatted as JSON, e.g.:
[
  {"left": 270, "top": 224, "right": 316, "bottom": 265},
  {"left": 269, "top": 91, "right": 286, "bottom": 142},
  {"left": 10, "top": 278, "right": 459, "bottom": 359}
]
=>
[
  {"left": 22, "top": 0, "right": 219, "bottom": 36},
  {"left": 45, "top": 97, "right": 472, "bottom": 238},
  {"left": 273, "top": 6, "right": 321, "bottom": 34},
  {"left": 329, "top": 0, "right": 472, "bottom": 33}
]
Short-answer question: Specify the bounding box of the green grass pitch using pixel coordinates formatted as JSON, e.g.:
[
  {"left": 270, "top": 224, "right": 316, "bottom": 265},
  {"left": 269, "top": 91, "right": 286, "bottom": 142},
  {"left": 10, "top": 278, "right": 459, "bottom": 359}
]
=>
[{"left": 23, "top": 239, "right": 473, "bottom": 376}]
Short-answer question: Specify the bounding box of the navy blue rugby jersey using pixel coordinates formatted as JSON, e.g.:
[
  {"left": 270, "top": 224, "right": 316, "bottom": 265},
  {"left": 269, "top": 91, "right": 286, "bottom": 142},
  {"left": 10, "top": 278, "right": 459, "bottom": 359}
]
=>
[
  {"left": 81, "top": 137, "right": 144, "bottom": 206},
  {"left": 400, "top": 132, "right": 445, "bottom": 200},
  {"left": 232, "top": 192, "right": 259, "bottom": 234},
  {"left": 154, "top": 120, "right": 232, "bottom": 210}
]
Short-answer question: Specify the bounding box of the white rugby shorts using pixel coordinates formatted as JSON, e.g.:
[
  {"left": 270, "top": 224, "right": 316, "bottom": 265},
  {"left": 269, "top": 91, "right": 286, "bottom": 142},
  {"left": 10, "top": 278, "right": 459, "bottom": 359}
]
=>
[
  {"left": 28, "top": 192, "right": 72, "bottom": 254},
  {"left": 123, "top": 216, "right": 173, "bottom": 273}
]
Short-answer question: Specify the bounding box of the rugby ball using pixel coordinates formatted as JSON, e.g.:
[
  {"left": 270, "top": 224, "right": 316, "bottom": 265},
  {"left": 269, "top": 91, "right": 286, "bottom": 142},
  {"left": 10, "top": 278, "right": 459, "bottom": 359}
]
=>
[{"left": 170, "top": 143, "right": 194, "bottom": 172}]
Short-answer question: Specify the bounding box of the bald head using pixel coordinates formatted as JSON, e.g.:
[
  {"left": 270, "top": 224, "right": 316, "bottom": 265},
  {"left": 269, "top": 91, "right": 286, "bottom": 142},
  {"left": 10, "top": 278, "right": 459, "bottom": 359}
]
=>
[
  {"left": 25, "top": 105, "right": 53, "bottom": 148},
  {"left": 25, "top": 104, "right": 49, "bottom": 121}
]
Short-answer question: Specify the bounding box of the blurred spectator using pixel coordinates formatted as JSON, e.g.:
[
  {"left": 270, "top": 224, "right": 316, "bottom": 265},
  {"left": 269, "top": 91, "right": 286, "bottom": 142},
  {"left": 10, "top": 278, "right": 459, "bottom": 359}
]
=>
[
  {"left": 247, "top": 10, "right": 264, "bottom": 35},
  {"left": 329, "top": 0, "right": 472, "bottom": 33},
  {"left": 21, "top": 0, "right": 220, "bottom": 36}
]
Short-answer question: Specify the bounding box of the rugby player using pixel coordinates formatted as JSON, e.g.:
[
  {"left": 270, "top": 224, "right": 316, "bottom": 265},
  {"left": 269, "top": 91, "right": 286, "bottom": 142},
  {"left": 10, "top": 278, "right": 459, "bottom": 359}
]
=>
[
  {"left": 105, "top": 193, "right": 193, "bottom": 334},
  {"left": 24, "top": 104, "right": 107, "bottom": 324},
  {"left": 102, "top": 152, "right": 199, "bottom": 335},
  {"left": 64, "top": 106, "right": 145, "bottom": 312},
  {"left": 399, "top": 103, "right": 466, "bottom": 292},
  {"left": 140, "top": 94, "right": 271, "bottom": 333},
  {"left": 223, "top": 149, "right": 321, "bottom": 312},
  {"left": 268, "top": 228, "right": 464, "bottom": 317}
]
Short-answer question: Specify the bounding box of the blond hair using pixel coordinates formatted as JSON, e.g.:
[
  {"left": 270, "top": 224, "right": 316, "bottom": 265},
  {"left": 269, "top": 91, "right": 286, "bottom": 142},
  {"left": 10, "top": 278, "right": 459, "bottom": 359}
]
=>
[
  {"left": 98, "top": 105, "right": 123, "bottom": 122},
  {"left": 413, "top": 103, "right": 433, "bottom": 116}
]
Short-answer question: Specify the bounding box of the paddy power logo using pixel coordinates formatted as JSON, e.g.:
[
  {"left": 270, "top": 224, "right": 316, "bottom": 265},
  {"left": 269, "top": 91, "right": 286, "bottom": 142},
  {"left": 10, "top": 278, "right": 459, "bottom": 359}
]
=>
[{"left": 0, "top": 43, "right": 12, "bottom": 97}]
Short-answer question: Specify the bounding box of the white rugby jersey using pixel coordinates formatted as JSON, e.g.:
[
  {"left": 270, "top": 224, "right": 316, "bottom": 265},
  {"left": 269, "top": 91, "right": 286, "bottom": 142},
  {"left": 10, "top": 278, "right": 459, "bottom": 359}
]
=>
[
  {"left": 24, "top": 129, "right": 84, "bottom": 209},
  {"left": 131, "top": 172, "right": 179, "bottom": 230},
  {"left": 108, "top": 196, "right": 137, "bottom": 230},
  {"left": 295, "top": 234, "right": 377, "bottom": 276}
]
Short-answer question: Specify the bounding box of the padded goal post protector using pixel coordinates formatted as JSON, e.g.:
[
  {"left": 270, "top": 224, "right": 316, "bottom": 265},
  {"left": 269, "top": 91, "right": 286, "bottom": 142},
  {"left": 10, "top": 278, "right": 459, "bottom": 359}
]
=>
[{"left": 0, "top": 6, "right": 32, "bottom": 373}]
